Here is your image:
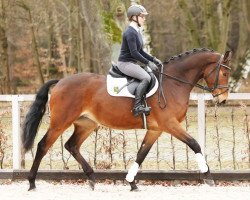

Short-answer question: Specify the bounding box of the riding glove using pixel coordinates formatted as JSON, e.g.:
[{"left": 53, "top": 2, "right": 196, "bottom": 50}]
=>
[
  {"left": 148, "top": 61, "right": 158, "bottom": 71},
  {"left": 153, "top": 57, "right": 162, "bottom": 65}
]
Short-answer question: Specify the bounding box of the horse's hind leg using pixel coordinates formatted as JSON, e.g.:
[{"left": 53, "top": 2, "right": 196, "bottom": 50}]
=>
[
  {"left": 28, "top": 127, "right": 66, "bottom": 190},
  {"left": 166, "top": 119, "right": 215, "bottom": 186},
  {"left": 64, "top": 116, "right": 98, "bottom": 190},
  {"left": 126, "top": 130, "right": 162, "bottom": 191}
]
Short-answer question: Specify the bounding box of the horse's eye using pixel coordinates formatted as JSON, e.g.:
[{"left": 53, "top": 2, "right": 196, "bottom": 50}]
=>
[{"left": 223, "top": 73, "right": 228, "bottom": 77}]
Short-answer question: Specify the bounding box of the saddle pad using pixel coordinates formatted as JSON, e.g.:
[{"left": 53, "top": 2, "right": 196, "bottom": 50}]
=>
[{"left": 107, "top": 74, "right": 159, "bottom": 98}]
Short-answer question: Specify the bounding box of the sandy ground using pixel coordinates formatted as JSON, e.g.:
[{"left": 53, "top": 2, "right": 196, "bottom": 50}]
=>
[{"left": 0, "top": 180, "right": 249, "bottom": 200}]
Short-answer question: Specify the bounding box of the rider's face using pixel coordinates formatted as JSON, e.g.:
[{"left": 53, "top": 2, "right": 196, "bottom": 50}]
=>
[{"left": 138, "top": 14, "right": 146, "bottom": 26}]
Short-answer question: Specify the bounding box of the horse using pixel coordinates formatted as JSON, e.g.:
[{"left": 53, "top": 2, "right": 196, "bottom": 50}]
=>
[{"left": 22, "top": 48, "right": 232, "bottom": 191}]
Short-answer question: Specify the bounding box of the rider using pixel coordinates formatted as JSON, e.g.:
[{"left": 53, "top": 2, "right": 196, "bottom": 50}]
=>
[{"left": 117, "top": 4, "right": 162, "bottom": 117}]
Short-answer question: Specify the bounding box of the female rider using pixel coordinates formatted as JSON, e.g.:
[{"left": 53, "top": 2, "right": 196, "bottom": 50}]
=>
[{"left": 118, "top": 4, "right": 162, "bottom": 117}]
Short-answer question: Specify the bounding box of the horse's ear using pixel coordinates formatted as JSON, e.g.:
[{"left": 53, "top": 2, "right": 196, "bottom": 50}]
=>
[{"left": 223, "top": 51, "right": 232, "bottom": 62}]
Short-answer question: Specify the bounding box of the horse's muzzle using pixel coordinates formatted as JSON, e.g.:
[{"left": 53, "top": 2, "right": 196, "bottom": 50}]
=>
[{"left": 213, "top": 92, "right": 228, "bottom": 105}]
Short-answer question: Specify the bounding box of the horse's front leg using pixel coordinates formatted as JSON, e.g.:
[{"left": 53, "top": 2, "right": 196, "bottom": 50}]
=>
[
  {"left": 126, "top": 130, "right": 162, "bottom": 191},
  {"left": 166, "top": 118, "right": 215, "bottom": 186}
]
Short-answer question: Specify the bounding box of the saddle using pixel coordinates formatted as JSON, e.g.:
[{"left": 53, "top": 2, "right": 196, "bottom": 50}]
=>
[{"left": 107, "top": 62, "right": 158, "bottom": 98}]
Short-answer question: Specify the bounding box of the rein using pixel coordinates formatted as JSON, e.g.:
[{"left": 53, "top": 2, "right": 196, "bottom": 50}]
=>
[{"left": 156, "top": 55, "right": 231, "bottom": 109}]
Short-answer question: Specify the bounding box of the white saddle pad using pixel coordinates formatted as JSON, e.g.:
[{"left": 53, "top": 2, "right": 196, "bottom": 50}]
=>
[{"left": 106, "top": 74, "right": 159, "bottom": 98}]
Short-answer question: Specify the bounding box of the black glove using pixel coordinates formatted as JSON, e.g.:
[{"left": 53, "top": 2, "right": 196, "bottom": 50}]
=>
[
  {"left": 153, "top": 57, "right": 162, "bottom": 65},
  {"left": 148, "top": 61, "right": 158, "bottom": 71}
]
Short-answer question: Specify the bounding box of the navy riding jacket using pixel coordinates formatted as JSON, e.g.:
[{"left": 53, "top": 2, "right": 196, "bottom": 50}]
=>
[{"left": 118, "top": 26, "right": 154, "bottom": 65}]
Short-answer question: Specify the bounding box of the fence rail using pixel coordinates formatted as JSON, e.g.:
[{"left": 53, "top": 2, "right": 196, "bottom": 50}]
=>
[
  {"left": 1, "top": 169, "right": 250, "bottom": 181},
  {"left": 0, "top": 93, "right": 250, "bottom": 171}
]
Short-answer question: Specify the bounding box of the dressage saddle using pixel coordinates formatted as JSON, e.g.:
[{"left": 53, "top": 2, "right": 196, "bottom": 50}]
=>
[{"left": 108, "top": 62, "right": 156, "bottom": 95}]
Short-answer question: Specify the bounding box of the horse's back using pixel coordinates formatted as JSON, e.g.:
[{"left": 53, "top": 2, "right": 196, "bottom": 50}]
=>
[
  {"left": 53, "top": 72, "right": 104, "bottom": 88},
  {"left": 49, "top": 73, "right": 105, "bottom": 115}
]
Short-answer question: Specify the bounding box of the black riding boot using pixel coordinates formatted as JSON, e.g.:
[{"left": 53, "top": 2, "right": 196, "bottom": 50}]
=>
[{"left": 132, "top": 79, "right": 151, "bottom": 117}]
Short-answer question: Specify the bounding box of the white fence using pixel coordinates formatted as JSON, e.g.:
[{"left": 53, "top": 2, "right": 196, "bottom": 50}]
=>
[{"left": 0, "top": 93, "right": 250, "bottom": 170}]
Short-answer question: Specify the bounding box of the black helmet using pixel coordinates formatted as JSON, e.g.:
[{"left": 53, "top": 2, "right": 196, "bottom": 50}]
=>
[{"left": 127, "top": 4, "right": 148, "bottom": 19}]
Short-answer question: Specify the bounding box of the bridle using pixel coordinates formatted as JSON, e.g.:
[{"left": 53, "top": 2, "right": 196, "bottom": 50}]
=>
[
  {"left": 203, "top": 55, "right": 231, "bottom": 96},
  {"left": 156, "top": 54, "right": 231, "bottom": 109}
]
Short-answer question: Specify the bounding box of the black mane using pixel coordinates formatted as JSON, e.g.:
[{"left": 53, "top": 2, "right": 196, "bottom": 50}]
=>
[{"left": 164, "top": 48, "right": 214, "bottom": 64}]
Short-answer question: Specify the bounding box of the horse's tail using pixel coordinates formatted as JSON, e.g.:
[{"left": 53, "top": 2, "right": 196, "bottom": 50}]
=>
[{"left": 22, "top": 79, "right": 59, "bottom": 152}]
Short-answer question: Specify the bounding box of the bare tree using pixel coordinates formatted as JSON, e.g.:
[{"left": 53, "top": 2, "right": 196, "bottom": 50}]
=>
[
  {"left": 79, "top": 0, "right": 111, "bottom": 73},
  {"left": 51, "top": 0, "right": 70, "bottom": 77},
  {"left": 143, "top": 0, "right": 250, "bottom": 87},
  {"left": 68, "top": 0, "right": 77, "bottom": 71},
  {"left": 0, "top": 0, "right": 11, "bottom": 93},
  {"left": 0, "top": 0, "right": 248, "bottom": 92},
  {"left": 17, "top": 0, "right": 44, "bottom": 85}
]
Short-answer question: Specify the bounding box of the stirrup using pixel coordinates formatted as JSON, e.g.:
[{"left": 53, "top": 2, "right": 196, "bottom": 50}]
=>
[{"left": 132, "top": 105, "right": 151, "bottom": 117}]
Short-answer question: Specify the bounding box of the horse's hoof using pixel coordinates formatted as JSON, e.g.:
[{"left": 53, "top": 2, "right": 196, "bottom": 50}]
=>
[
  {"left": 28, "top": 179, "right": 36, "bottom": 191},
  {"left": 28, "top": 184, "right": 36, "bottom": 191},
  {"left": 130, "top": 187, "right": 139, "bottom": 192},
  {"left": 204, "top": 179, "right": 216, "bottom": 187},
  {"left": 128, "top": 180, "right": 139, "bottom": 192},
  {"left": 88, "top": 179, "right": 95, "bottom": 191}
]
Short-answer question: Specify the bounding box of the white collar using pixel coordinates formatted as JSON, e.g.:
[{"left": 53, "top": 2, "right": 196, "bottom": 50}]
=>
[{"left": 129, "top": 21, "right": 140, "bottom": 32}]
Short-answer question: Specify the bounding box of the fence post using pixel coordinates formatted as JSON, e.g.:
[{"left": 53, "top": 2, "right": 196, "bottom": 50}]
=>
[
  {"left": 12, "top": 95, "right": 21, "bottom": 170},
  {"left": 197, "top": 94, "right": 206, "bottom": 155}
]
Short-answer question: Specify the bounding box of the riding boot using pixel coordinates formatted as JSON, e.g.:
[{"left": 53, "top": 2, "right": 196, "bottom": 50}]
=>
[{"left": 132, "top": 79, "right": 151, "bottom": 117}]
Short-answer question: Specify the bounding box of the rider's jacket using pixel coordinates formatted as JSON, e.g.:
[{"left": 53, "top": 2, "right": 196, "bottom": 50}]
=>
[{"left": 118, "top": 25, "right": 153, "bottom": 65}]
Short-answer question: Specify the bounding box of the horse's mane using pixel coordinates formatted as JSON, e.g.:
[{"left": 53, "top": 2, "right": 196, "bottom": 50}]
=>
[{"left": 164, "top": 48, "right": 214, "bottom": 64}]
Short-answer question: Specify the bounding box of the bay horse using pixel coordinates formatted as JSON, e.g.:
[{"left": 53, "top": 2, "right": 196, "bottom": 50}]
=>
[{"left": 22, "top": 48, "right": 232, "bottom": 191}]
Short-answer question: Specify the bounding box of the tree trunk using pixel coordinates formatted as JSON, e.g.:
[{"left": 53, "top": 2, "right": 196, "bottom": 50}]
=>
[
  {"left": 77, "top": 0, "right": 84, "bottom": 72},
  {"left": 227, "top": 0, "right": 240, "bottom": 53},
  {"left": 80, "top": 0, "right": 111, "bottom": 74},
  {"left": 45, "top": 0, "right": 53, "bottom": 78},
  {"left": 68, "top": 0, "right": 77, "bottom": 71},
  {"left": 28, "top": 8, "right": 44, "bottom": 85},
  {"left": 82, "top": 18, "right": 91, "bottom": 72},
  {"left": 178, "top": 0, "right": 201, "bottom": 47},
  {"left": 230, "top": 0, "right": 250, "bottom": 85},
  {"left": 243, "top": 0, "right": 250, "bottom": 31},
  {"left": 0, "top": 0, "right": 11, "bottom": 93},
  {"left": 51, "top": 0, "right": 68, "bottom": 77},
  {"left": 218, "top": 0, "right": 231, "bottom": 52}
]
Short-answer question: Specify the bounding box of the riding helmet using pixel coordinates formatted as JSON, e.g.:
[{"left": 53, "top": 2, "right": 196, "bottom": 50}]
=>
[{"left": 127, "top": 4, "right": 148, "bottom": 19}]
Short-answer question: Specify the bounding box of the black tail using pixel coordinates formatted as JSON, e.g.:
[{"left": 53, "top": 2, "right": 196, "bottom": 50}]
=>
[{"left": 22, "top": 79, "right": 59, "bottom": 152}]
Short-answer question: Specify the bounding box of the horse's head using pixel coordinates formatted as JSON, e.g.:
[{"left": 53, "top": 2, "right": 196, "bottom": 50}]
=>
[{"left": 203, "top": 51, "right": 232, "bottom": 104}]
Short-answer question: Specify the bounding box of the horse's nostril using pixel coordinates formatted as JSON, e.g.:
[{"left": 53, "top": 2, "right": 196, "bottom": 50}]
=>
[{"left": 220, "top": 100, "right": 226, "bottom": 105}]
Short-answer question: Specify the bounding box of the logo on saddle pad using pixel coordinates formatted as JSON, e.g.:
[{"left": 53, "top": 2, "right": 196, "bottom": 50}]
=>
[{"left": 107, "top": 65, "right": 159, "bottom": 98}]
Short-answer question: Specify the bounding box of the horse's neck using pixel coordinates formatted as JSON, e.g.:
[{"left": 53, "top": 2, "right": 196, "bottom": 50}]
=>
[
  {"left": 163, "top": 55, "right": 208, "bottom": 103},
  {"left": 165, "top": 53, "right": 211, "bottom": 84}
]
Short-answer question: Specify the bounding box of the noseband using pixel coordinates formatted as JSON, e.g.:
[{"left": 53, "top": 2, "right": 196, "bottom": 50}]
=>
[
  {"left": 156, "top": 54, "right": 231, "bottom": 108},
  {"left": 202, "top": 55, "right": 231, "bottom": 97}
]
